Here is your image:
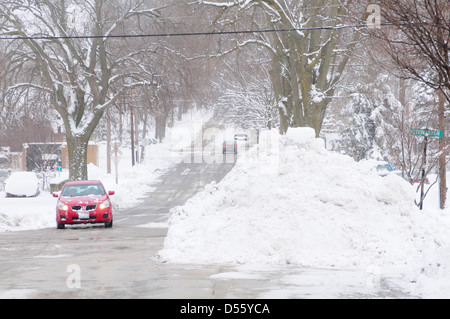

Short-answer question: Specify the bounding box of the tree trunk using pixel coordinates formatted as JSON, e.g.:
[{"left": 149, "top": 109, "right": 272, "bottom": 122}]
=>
[
  {"left": 66, "top": 135, "right": 89, "bottom": 181},
  {"left": 438, "top": 89, "right": 446, "bottom": 209},
  {"left": 155, "top": 115, "right": 167, "bottom": 143},
  {"left": 140, "top": 111, "right": 148, "bottom": 162},
  {"left": 106, "top": 109, "right": 111, "bottom": 174},
  {"left": 278, "top": 99, "right": 290, "bottom": 134}
]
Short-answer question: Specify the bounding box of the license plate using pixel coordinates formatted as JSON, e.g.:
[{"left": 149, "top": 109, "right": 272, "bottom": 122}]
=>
[{"left": 78, "top": 212, "right": 89, "bottom": 219}]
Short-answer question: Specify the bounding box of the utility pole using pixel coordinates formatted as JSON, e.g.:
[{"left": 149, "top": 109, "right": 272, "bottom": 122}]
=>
[
  {"left": 420, "top": 133, "right": 428, "bottom": 210},
  {"left": 114, "top": 142, "right": 119, "bottom": 185},
  {"left": 130, "top": 86, "right": 135, "bottom": 167},
  {"left": 438, "top": 88, "right": 447, "bottom": 209},
  {"left": 135, "top": 107, "right": 139, "bottom": 164},
  {"left": 106, "top": 109, "right": 111, "bottom": 174},
  {"left": 411, "top": 126, "right": 443, "bottom": 210}
]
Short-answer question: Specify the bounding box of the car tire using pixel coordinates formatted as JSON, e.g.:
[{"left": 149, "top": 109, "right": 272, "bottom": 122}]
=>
[
  {"left": 105, "top": 218, "right": 113, "bottom": 228},
  {"left": 57, "top": 223, "right": 65, "bottom": 229}
]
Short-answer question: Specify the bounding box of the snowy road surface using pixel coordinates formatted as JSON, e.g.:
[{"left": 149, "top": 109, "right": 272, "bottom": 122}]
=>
[{"left": 0, "top": 153, "right": 415, "bottom": 299}]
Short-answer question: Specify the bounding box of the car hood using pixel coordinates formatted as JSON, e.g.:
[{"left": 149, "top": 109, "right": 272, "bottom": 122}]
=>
[{"left": 60, "top": 195, "right": 108, "bottom": 205}]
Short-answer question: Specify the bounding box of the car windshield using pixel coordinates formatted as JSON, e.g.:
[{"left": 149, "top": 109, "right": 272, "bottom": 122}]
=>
[
  {"left": 376, "top": 164, "right": 393, "bottom": 172},
  {"left": 62, "top": 184, "right": 105, "bottom": 197}
]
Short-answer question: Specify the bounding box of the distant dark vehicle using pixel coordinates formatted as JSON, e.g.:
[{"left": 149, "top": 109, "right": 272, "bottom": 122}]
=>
[
  {"left": 223, "top": 140, "right": 237, "bottom": 154},
  {"left": 234, "top": 133, "right": 249, "bottom": 149}
]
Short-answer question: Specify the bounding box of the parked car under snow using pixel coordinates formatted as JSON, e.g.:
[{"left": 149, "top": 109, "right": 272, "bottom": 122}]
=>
[
  {"left": 4, "top": 172, "right": 41, "bottom": 197},
  {"left": 376, "top": 163, "right": 395, "bottom": 177}
]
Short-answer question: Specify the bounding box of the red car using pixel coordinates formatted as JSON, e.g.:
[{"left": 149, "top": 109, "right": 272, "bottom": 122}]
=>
[{"left": 53, "top": 180, "right": 114, "bottom": 229}]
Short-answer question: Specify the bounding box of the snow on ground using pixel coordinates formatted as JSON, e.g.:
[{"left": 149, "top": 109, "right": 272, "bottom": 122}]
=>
[
  {"left": 3, "top": 115, "right": 450, "bottom": 297},
  {"left": 0, "top": 108, "right": 211, "bottom": 233},
  {"left": 158, "top": 127, "right": 450, "bottom": 298},
  {"left": 0, "top": 141, "right": 173, "bottom": 232},
  {"left": 0, "top": 192, "right": 56, "bottom": 232}
]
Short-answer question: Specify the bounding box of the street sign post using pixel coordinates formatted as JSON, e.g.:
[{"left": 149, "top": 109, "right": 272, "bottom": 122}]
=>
[
  {"left": 411, "top": 127, "right": 443, "bottom": 210},
  {"left": 411, "top": 128, "right": 443, "bottom": 137}
]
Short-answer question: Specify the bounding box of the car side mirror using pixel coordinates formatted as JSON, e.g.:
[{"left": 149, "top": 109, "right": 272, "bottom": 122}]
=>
[
  {"left": 108, "top": 191, "right": 115, "bottom": 196},
  {"left": 52, "top": 193, "right": 59, "bottom": 198}
]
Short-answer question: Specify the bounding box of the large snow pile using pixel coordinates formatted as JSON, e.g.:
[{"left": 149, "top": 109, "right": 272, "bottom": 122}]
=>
[{"left": 159, "top": 127, "right": 450, "bottom": 294}]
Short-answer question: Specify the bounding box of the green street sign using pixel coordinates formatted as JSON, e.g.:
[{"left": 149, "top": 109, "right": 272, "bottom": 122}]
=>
[{"left": 411, "top": 128, "right": 443, "bottom": 137}]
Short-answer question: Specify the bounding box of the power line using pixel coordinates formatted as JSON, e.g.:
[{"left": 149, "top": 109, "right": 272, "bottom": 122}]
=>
[{"left": 0, "top": 23, "right": 389, "bottom": 41}]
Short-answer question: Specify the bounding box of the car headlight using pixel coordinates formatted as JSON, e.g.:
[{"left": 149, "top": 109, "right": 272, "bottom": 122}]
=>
[
  {"left": 57, "top": 201, "right": 69, "bottom": 211},
  {"left": 99, "top": 200, "right": 110, "bottom": 209}
]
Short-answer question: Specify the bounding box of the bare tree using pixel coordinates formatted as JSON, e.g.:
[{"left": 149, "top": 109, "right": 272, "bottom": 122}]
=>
[
  {"left": 374, "top": 0, "right": 449, "bottom": 102},
  {"left": 370, "top": 0, "right": 449, "bottom": 208},
  {"left": 373, "top": 79, "right": 439, "bottom": 180},
  {"left": 0, "top": 0, "right": 163, "bottom": 180},
  {"left": 198, "top": 0, "right": 363, "bottom": 136},
  {"left": 214, "top": 56, "right": 279, "bottom": 130},
  {"left": 98, "top": 2, "right": 219, "bottom": 149}
]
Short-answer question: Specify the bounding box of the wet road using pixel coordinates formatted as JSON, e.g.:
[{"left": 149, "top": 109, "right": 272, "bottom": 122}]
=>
[
  {"left": 0, "top": 149, "right": 416, "bottom": 299},
  {"left": 0, "top": 154, "right": 244, "bottom": 299}
]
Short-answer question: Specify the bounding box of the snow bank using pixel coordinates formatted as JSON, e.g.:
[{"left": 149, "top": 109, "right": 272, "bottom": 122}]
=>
[
  {"left": 159, "top": 127, "right": 450, "bottom": 296},
  {"left": 0, "top": 193, "right": 56, "bottom": 232},
  {"left": 0, "top": 142, "right": 173, "bottom": 232}
]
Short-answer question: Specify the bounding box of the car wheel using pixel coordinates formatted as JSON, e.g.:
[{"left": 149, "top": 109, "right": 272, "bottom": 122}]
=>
[
  {"left": 57, "top": 223, "right": 65, "bottom": 230},
  {"left": 105, "top": 218, "right": 113, "bottom": 228}
]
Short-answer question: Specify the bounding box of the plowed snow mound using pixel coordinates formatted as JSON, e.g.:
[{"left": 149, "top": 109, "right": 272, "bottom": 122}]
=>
[{"left": 159, "top": 128, "right": 449, "bottom": 280}]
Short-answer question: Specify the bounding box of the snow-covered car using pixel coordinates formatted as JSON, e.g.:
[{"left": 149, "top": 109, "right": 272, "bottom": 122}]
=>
[
  {"left": 234, "top": 133, "right": 249, "bottom": 149},
  {"left": 4, "top": 171, "right": 40, "bottom": 197},
  {"left": 411, "top": 174, "right": 430, "bottom": 184},
  {"left": 376, "top": 163, "right": 394, "bottom": 177},
  {"left": 222, "top": 140, "right": 237, "bottom": 154},
  {"left": 53, "top": 180, "right": 114, "bottom": 229}
]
